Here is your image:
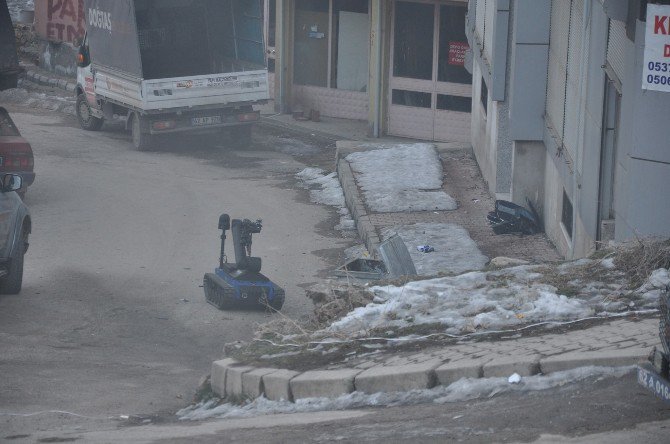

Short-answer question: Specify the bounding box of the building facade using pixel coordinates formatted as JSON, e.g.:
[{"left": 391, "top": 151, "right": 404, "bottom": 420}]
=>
[
  {"left": 268, "top": 0, "right": 473, "bottom": 142},
  {"left": 467, "top": 0, "right": 670, "bottom": 259}
]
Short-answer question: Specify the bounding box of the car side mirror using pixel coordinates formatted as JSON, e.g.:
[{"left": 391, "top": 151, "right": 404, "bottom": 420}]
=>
[
  {"left": 77, "top": 45, "right": 90, "bottom": 67},
  {"left": 1, "top": 174, "right": 22, "bottom": 193}
]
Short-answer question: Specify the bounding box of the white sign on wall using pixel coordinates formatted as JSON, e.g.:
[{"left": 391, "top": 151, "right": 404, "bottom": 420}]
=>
[{"left": 643, "top": 4, "right": 670, "bottom": 92}]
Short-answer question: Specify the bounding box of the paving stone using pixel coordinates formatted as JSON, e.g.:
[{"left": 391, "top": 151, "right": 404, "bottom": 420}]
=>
[
  {"left": 225, "top": 365, "right": 255, "bottom": 398},
  {"left": 290, "top": 369, "right": 361, "bottom": 400},
  {"left": 210, "top": 358, "right": 238, "bottom": 397},
  {"left": 355, "top": 360, "right": 441, "bottom": 394},
  {"left": 241, "top": 368, "right": 277, "bottom": 399},
  {"left": 263, "top": 369, "right": 301, "bottom": 402},
  {"left": 435, "top": 359, "right": 483, "bottom": 386},
  {"left": 540, "top": 348, "right": 649, "bottom": 374},
  {"left": 483, "top": 355, "right": 541, "bottom": 377}
]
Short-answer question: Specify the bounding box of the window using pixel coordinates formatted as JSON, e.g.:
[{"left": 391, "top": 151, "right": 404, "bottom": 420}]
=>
[
  {"left": 293, "top": 0, "right": 369, "bottom": 91},
  {"left": 437, "top": 95, "right": 472, "bottom": 112},
  {"left": 393, "top": 2, "right": 434, "bottom": 80},
  {"left": 438, "top": 5, "right": 472, "bottom": 84},
  {"left": 392, "top": 90, "right": 431, "bottom": 108},
  {"left": 562, "top": 189, "right": 573, "bottom": 239},
  {"left": 480, "top": 77, "right": 488, "bottom": 114}
]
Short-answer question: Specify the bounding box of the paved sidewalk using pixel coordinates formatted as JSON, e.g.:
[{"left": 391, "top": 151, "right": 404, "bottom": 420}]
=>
[{"left": 212, "top": 317, "right": 657, "bottom": 402}]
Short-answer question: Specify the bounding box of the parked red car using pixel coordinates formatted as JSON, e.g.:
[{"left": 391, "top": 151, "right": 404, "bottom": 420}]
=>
[{"left": 0, "top": 107, "right": 35, "bottom": 198}]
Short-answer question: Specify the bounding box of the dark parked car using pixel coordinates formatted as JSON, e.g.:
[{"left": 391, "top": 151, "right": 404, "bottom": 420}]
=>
[
  {"left": 0, "top": 107, "right": 35, "bottom": 198},
  {"left": 0, "top": 172, "right": 30, "bottom": 294}
]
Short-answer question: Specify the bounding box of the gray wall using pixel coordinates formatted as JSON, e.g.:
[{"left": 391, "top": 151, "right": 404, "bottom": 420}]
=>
[{"left": 615, "top": 18, "right": 670, "bottom": 240}]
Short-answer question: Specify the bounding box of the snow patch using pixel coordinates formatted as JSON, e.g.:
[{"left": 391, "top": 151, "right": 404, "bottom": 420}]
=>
[
  {"left": 345, "top": 144, "right": 457, "bottom": 212},
  {"left": 177, "top": 366, "right": 633, "bottom": 421},
  {"left": 295, "top": 168, "right": 354, "bottom": 232},
  {"left": 382, "top": 223, "right": 488, "bottom": 275}
]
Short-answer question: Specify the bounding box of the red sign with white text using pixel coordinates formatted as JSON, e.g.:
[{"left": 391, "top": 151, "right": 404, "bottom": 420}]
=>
[{"left": 448, "top": 41, "right": 469, "bottom": 66}]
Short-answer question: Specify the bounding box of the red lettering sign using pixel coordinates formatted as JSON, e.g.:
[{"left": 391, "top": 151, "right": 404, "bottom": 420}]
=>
[
  {"left": 654, "top": 15, "right": 668, "bottom": 35},
  {"left": 448, "top": 42, "right": 469, "bottom": 66},
  {"left": 36, "top": 0, "right": 85, "bottom": 43},
  {"left": 665, "top": 44, "right": 670, "bottom": 58}
]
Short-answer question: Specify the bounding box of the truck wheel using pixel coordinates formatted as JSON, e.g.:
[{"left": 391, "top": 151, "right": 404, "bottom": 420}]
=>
[
  {"left": 0, "top": 227, "right": 27, "bottom": 295},
  {"left": 131, "top": 114, "right": 153, "bottom": 151},
  {"left": 76, "top": 94, "right": 104, "bottom": 131},
  {"left": 230, "top": 125, "right": 252, "bottom": 147}
]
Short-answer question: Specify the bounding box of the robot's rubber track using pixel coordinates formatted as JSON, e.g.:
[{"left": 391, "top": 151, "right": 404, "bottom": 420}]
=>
[{"left": 203, "top": 273, "right": 236, "bottom": 310}]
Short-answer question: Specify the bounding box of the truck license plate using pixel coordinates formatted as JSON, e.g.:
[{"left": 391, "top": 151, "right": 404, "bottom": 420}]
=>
[
  {"left": 638, "top": 364, "right": 670, "bottom": 404},
  {"left": 191, "top": 116, "right": 222, "bottom": 126}
]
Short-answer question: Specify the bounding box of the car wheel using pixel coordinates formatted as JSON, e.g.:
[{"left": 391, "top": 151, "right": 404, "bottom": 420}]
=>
[
  {"left": 76, "top": 94, "right": 104, "bottom": 131},
  {"left": 230, "top": 125, "right": 252, "bottom": 147},
  {"left": 131, "top": 114, "right": 153, "bottom": 151},
  {"left": 0, "top": 227, "right": 27, "bottom": 295}
]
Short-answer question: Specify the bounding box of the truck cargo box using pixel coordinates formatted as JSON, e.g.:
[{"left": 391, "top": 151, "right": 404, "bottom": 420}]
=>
[{"left": 85, "top": 0, "right": 268, "bottom": 111}]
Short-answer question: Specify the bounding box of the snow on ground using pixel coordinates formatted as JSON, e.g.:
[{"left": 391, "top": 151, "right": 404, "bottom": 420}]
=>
[
  {"left": 327, "top": 261, "right": 670, "bottom": 337},
  {"left": 178, "top": 366, "right": 633, "bottom": 421},
  {"left": 382, "top": 223, "right": 488, "bottom": 276},
  {"left": 295, "top": 168, "right": 355, "bottom": 231},
  {"left": 345, "top": 144, "right": 457, "bottom": 213}
]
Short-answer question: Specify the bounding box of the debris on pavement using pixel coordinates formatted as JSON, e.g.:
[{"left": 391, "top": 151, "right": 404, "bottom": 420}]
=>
[
  {"left": 487, "top": 200, "right": 540, "bottom": 235},
  {"left": 417, "top": 245, "right": 435, "bottom": 253},
  {"left": 508, "top": 373, "right": 522, "bottom": 384}
]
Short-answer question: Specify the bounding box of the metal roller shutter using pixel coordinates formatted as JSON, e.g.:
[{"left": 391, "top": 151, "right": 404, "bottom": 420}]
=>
[
  {"left": 607, "top": 19, "right": 626, "bottom": 83},
  {"left": 545, "top": 0, "right": 571, "bottom": 142}
]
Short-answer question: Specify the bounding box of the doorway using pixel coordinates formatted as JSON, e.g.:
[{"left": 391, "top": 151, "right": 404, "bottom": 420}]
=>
[{"left": 388, "top": 0, "right": 471, "bottom": 141}]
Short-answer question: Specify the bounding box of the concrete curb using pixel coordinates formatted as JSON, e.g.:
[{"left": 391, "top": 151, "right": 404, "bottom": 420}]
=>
[
  {"left": 21, "top": 68, "right": 77, "bottom": 93},
  {"left": 209, "top": 347, "right": 648, "bottom": 403}
]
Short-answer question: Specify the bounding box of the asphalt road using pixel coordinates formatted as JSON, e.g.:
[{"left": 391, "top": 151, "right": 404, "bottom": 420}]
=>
[{"left": 0, "top": 96, "right": 350, "bottom": 438}]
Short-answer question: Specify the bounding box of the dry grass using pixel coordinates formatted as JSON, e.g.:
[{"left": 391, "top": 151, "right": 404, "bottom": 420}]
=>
[{"left": 613, "top": 238, "right": 670, "bottom": 287}]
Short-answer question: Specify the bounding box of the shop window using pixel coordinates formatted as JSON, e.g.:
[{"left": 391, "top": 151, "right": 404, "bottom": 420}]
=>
[
  {"left": 437, "top": 95, "right": 471, "bottom": 113},
  {"left": 294, "top": 0, "right": 329, "bottom": 86},
  {"left": 393, "top": 2, "right": 434, "bottom": 80},
  {"left": 392, "top": 90, "right": 431, "bottom": 108},
  {"left": 438, "top": 5, "right": 472, "bottom": 84},
  {"left": 562, "top": 189, "right": 573, "bottom": 239},
  {"left": 293, "top": 0, "right": 369, "bottom": 91}
]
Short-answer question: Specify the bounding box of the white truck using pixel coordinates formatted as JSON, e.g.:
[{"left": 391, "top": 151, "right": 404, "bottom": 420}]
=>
[{"left": 75, "top": 0, "right": 269, "bottom": 150}]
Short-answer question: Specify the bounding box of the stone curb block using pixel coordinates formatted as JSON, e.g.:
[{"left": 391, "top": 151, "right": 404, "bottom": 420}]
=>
[
  {"left": 354, "top": 360, "right": 441, "bottom": 394},
  {"left": 290, "top": 369, "right": 362, "bottom": 400},
  {"left": 241, "top": 368, "right": 277, "bottom": 399},
  {"left": 482, "top": 355, "right": 541, "bottom": 377},
  {"left": 210, "top": 358, "right": 239, "bottom": 398},
  {"left": 263, "top": 369, "right": 301, "bottom": 402},
  {"left": 336, "top": 156, "right": 381, "bottom": 256},
  {"left": 225, "top": 365, "right": 255, "bottom": 397},
  {"left": 540, "top": 348, "right": 648, "bottom": 374},
  {"left": 435, "top": 359, "right": 484, "bottom": 385}
]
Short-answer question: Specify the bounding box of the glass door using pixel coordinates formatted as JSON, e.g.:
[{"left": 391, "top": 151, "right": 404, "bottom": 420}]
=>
[{"left": 388, "top": 1, "right": 471, "bottom": 141}]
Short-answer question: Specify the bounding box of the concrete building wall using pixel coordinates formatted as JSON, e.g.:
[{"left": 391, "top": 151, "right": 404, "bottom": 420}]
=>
[
  {"left": 470, "top": 61, "right": 498, "bottom": 195},
  {"left": 615, "top": 18, "right": 670, "bottom": 240}
]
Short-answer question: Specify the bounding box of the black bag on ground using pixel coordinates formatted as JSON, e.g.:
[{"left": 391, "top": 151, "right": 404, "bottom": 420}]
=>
[{"left": 487, "top": 200, "right": 540, "bottom": 235}]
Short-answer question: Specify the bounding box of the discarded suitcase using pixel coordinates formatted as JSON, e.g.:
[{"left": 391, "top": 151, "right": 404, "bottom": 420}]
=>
[{"left": 487, "top": 200, "right": 540, "bottom": 235}]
